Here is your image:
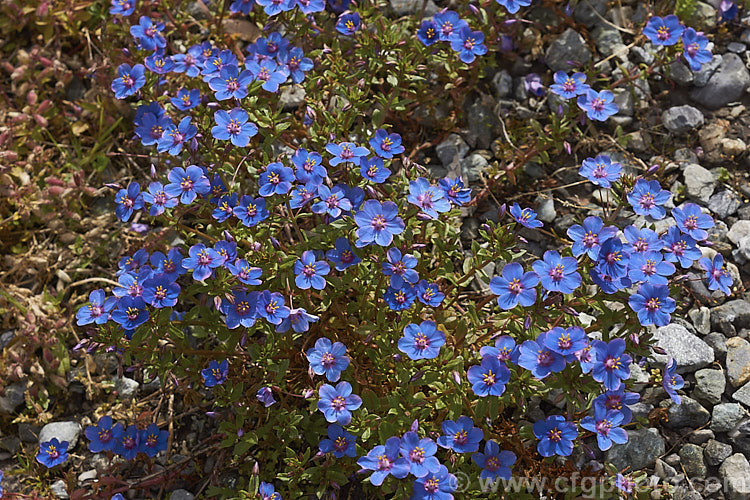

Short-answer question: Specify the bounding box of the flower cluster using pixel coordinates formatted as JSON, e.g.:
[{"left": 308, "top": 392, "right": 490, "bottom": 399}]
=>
[
  {"left": 643, "top": 15, "right": 713, "bottom": 71},
  {"left": 417, "top": 11, "right": 487, "bottom": 63},
  {"left": 84, "top": 416, "right": 169, "bottom": 460}
]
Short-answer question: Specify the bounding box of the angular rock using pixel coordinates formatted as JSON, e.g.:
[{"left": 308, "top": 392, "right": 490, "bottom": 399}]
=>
[
  {"left": 51, "top": 479, "right": 69, "bottom": 499},
  {"left": 492, "top": 70, "right": 512, "bottom": 98},
  {"left": 678, "top": 443, "right": 707, "bottom": 478},
  {"left": 460, "top": 153, "right": 489, "bottom": 183},
  {"left": 731, "top": 381, "right": 750, "bottom": 407},
  {"left": 436, "top": 134, "right": 469, "bottom": 171},
  {"left": 666, "top": 396, "right": 710, "bottom": 428},
  {"left": 605, "top": 427, "right": 665, "bottom": 471},
  {"left": 114, "top": 377, "right": 139, "bottom": 401},
  {"left": 662, "top": 105, "right": 704, "bottom": 134},
  {"left": 691, "top": 53, "right": 750, "bottom": 109},
  {"left": 573, "top": 0, "right": 607, "bottom": 27},
  {"left": 704, "top": 332, "right": 728, "bottom": 361},
  {"left": 668, "top": 61, "right": 694, "bottom": 86},
  {"left": 545, "top": 28, "right": 592, "bottom": 73},
  {"left": 389, "top": 0, "right": 438, "bottom": 16},
  {"left": 39, "top": 421, "right": 82, "bottom": 449},
  {"left": 592, "top": 25, "right": 622, "bottom": 57},
  {"left": 693, "top": 369, "right": 725, "bottom": 406},
  {"left": 720, "top": 453, "right": 750, "bottom": 500},
  {"left": 711, "top": 403, "right": 746, "bottom": 432},
  {"left": 709, "top": 190, "right": 741, "bottom": 218},
  {"left": 715, "top": 300, "right": 750, "bottom": 334},
  {"left": 279, "top": 85, "right": 305, "bottom": 110},
  {"left": 705, "top": 438, "right": 733, "bottom": 466},
  {"left": 727, "top": 337, "right": 750, "bottom": 387},
  {"left": 689, "top": 306, "right": 711, "bottom": 335},
  {"left": 694, "top": 54, "right": 723, "bottom": 87},
  {"left": 728, "top": 221, "right": 750, "bottom": 246},
  {"left": 0, "top": 381, "right": 27, "bottom": 414},
  {"left": 650, "top": 323, "right": 714, "bottom": 373},
  {"left": 683, "top": 163, "right": 716, "bottom": 203},
  {"left": 170, "top": 490, "right": 195, "bottom": 500}
]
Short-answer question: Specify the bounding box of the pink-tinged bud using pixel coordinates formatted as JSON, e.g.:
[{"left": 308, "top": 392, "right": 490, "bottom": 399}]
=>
[
  {"left": 303, "top": 389, "right": 314, "bottom": 398},
  {"left": 469, "top": 4, "right": 479, "bottom": 15},
  {"left": 410, "top": 419, "right": 419, "bottom": 432},
  {"left": 341, "top": 103, "right": 351, "bottom": 112},
  {"left": 675, "top": 274, "right": 690, "bottom": 282},
  {"left": 365, "top": 185, "right": 378, "bottom": 199},
  {"left": 250, "top": 241, "right": 262, "bottom": 252},
  {"left": 36, "top": 99, "right": 52, "bottom": 114},
  {"left": 498, "top": 203, "right": 506, "bottom": 217},
  {"left": 629, "top": 332, "right": 640, "bottom": 345},
  {"left": 524, "top": 316, "right": 532, "bottom": 330},
  {"left": 410, "top": 370, "right": 424, "bottom": 382},
  {"left": 416, "top": 212, "right": 432, "bottom": 221},
  {"left": 47, "top": 176, "right": 65, "bottom": 186},
  {"left": 38, "top": 56, "right": 53, "bottom": 67},
  {"left": 315, "top": 451, "right": 325, "bottom": 458},
  {"left": 27, "top": 90, "right": 37, "bottom": 106},
  {"left": 205, "top": 411, "right": 218, "bottom": 418},
  {"left": 308, "top": 365, "right": 316, "bottom": 379},
  {"left": 411, "top": 243, "right": 427, "bottom": 249},
  {"left": 703, "top": 239, "right": 714, "bottom": 246},
  {"left": 502, "top": 19, "right": 518, "bottom": 26},
  {"left": 150, "top": 164, "right": 157, "bottom": 178},
  {"left": 648, "top": 164, "right": 660, "bottom": 174},
  {"left": 518, "top": 236, "right": 528, "bottom": 244},
  {"left": 562, "top": 306, "right": 579, "bottom": 317},
  {"left": 122, "top": 48, "right": 131, "bottom": 57},
  {"left": 481, "top": 223, "right": 491, "bottom": 233},
  {"left": 104, "top": 183, "right": 122, "bottom": 189},
  {"left": 33, "top": 114, "right": 47, "bottom": 127},
  {"left": 240, "top": 334, "right": 247, "bottom": 346},
  {"left": 36, "top": 1, "right": 49, "bottom": 17},
  {"left": 270, "top": 236, "right": 280, "bottom": 249},
  {"left": 695, "top": 146, "right": 704, "bottom": 158},
  {"left": 237, "top": 429, "right": 244, "bottom": 438},
  {"left": 364, "top": 333, "right": 374, "bottom": 343},
  {"left": 563, "top": 141, "right": 572, "bottom": 155},
  {"left": 252, "top": 462, "right": 260, "bottom": 475},
  {"left": 130, "top": 223, "right": 149, "bottom": 234},
  {"left": 48, "top": 186, "right": 66, "bottom": 196},
  {"left": 0, "top": 151, "right": 18, "bottom": 162},
  {"left": 393, "top": 354, "right": 402, "bottom": 362},
  {"left": 214, "top": 296, "right": 223, "bottom": 310},
  {"left": 357, "top": 78, "right": 365, "bottom": 90},
  {"left": 652, "top": 345, "right": 667, "bottom": 355},
  {"left": 451, "top": 370, "right": 461, "bottom": 384}
]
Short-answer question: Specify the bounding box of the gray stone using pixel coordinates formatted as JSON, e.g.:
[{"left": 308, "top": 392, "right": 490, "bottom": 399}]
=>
[
  {"left": 535, "top": 197, "right": 556, "bottom": 223},
  {"left": 679, "top": 443, "right": 707, "bottom": 478},
  {"left": 389, "top": 0, "right": 438, "bottom": 16},
  {"left": 545, "top": 28, "right": 592, "bottom": 73},
  {"left": 170, "top": 489, "right": 195, "bottom": 500},
  {"left": 0, "top": 330, "right": 14, "bottom": 351},
  {"left": 694, "top": 54, "right": 723, "bottom": 87},
  {"left": 436, "top": 134, "right": 469, "bottom": 170},
  {"left": 460, "top": 153, "right": 489, "bottom": 183},
  {"left": 662, "top": 106, "right": 704, "bottom": 134},
  {"left": 279, "top": 85, "right": 305, "bottom": 110},
  {"left": 466, "top": 98, "right": 497, "bottom": 149},
  {"left": 650, "top": 323, "right": 714, "bottom": 373},
  {"left": 693, "top": 1, "right": 717, "bottom": 30},
  {"left": 51, "top": 479, "right": 69, "bottom": 499},
  {"left": 728, "top": 221, "right": 750, "bottom": 246},
  {"left": 592, "top": 25, "right": 622, "bottom": 57},
  {"left": 668, "top": 61, "right": 694, "bottom": 86},
  {"left": 655, "top": 457, "right": 679, "bottom": 480},
  {"left": 114, "top": 377, "right": 139, "bottom": 401},
  {"left": 612, "top": 88, "right": 633, "bottom": 116},
  {"left": 711, "top": 403, "right": 747, "bottom": 432},
  {"left": 720, "top": 453, "right": 750, "bottom": 500},
  {"left": 694, "top": 369, "right": 726, "bottom": 406},
  {"left": 683, "top": 164, "right": 716, "bottom": 203},
  {"left": 631, "top": 46, "right": 655, "bottom": 65},
  {"left": 689, "top": 306, "right": 711, "bottom": 335},
  {"left": 573, "top": 0, "right": 607, "bottom": 27},
  {"left": 78, "top": 469, "right": 97, "bottom": 484},
  {"left": 729, "top": 42, "right": 747, "bottom": 54},
  {"left": 732, "top": 381, "right": 750, "bottom": 407},
  {"left": 672, "top": 488, "right": 702, "bottom": 500},
  {"left": 629, "top": 402, "right": 654, "bottom": 421},
  {"left": 709, "top": 190, "right": 741, "bottom": 218},
  {"left": 666, "top": 396, "right": 710, "bottom": 428},
  {"left": 705, "top": 438, "right": 733, "bottom": 466},
  {"left": 39, "top": 421, "right": 82, "bottom": 449},
  {"left": 726, "top": 337, "right": 750, "bottom": 387},
  {"left": 691, "top": 53, "right": 750, "bottom": 109},
  {"left": 606, "top": 427, "right": 665, "bottom": 471},
  {"left": 688, "top": 429, "right": 715, "bottom": 444},
  {"left": 714, "top": 300, "right": 750, "bottom": 334},
  {"left": 0, "top": 381, "right": 27, "bottom": 413},
  {"left": 493, "top": 70, "right": 512, "bottom": 98}
]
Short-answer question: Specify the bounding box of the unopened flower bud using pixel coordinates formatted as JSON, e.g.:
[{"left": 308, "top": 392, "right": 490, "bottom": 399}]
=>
[
  {"left": 270, "top": 236, "right": 280, "bottom": 249},
  {"left": 365, "top": 185, "right": 379, "bottom": 199},
  {"left": 252, "top": 462, "right": 260, "bottom": 475},
  {"left": 410, "top": 419, "right": 419, "bottom": 432},
  {"left": 451, "top": 371, "right": 461, "bottom": 384},
  {"left": 122, "top": 48, "right": 131, "bottom": 57},
  {"left": 648, "top": 164, "right": 660, "bottom": 174}
]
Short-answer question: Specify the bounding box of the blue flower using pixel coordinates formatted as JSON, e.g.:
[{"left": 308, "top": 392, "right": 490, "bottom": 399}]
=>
[
  {"left": 259, "top": 482, "right": 281, "bottom": 500},
  {"left": 317, "top": 381, "right": 362, "bottom": 425},
  {"left": 449, "top": 26, "right": 487, "bottom": 64},
  {"left": 681, "top": 28, "right": 712, "bottom": 71},
  {"left": 113, "top": 424, "right": 140, "bottom": 460},
  {"left": 579, "top": 155, "right": 622, "bottom": 188},
  {"left": 567, "top": 216, "right": 617, "bottom": 259},
  {"left": 221, "top": 291, "right": 259, "bottom": 329},
  {"left": 544, "top": 326, "right": 588, "bottom": 360},
  {"left": 496, "top": 0, "right": 531, "bottom": 14},
  {"left": 700, "top": 253, "right": 733, "bottom": 295},
  {"left": 472, "top": 440, "right": 515, "bottom": 480},
  {"left": 277, "top": 307, "right": 319, "bottom": 333},
  {"left": 319, "top": 424, "right": 356, "bottom": 458},
  {"left": 417, "top": 20, "right": 439, "bottom": 46},
  {"left": 254, "top": 32, "right": 290, "bottom": 58},
  {"left": 591, "top": 339, "right": 632, "bottom": 391},
  {"left": 480, "top": 336, "right": 518, "bottom": 363},
  {"left": 76, "top": 289, "right": 116, "bottom": 326},
  {"left": 549, "top": 71, "right": 590, "bottom": 99},
  {"left": 209, "top": 65, "right": 253, "bottom": 100},
  {"left": 278, "top": 47, "right": 314, "bottom": 83},
  {"left": 256, "top": 290, "right": 290, "bottom": 325},
  {"left": 532, "top": 250, "right": 581, "bottom": 294},
  {"left": 580, "top": 407, "right": 627, "bottom": 451},
  {"left": 437, "top": 416, "right": 483, "bottom": 453},
  {"left": 489, "top": 262, "right": 539, "bottom": 310},
  {"left": 256, "top": 0, "right": 295, "bottom": 15},
  {"left": 182, "top": 243, "right": 223, "bottom": 281},
  {"left": 661, "top": 226, "right": 701, "bottom": 268},
  {"left": 382, "top": 247, "right": 419, "bottom": 289},
  {"left": 172, "top": 45, "right": 204, "bottom": 77},
  {"left": 369, "top": 129, "right": 404, "bottom": 158},
  {"left": 416, "top": 280, "right": 445, "bottom": 307},
  {"left": 590, "top": 268, "right": 631, "bottom": 294},
  {"left": 533, "top": 415, "right": 577, "bottom": 457},
  {"left": 433, "top": 11, "right": 468, "bottom": 42},
  {"left": 398, "top": 321, "right": 445, "bottom": 360},
  {"left": 134, "top": 112, "right": 172, "bottom": 146},
  {"left": 202, "top": 360, "right": 229, "bottom": 387},
  {"left": 111, "top": 296, "right": 149, "bottom": 330},
  {"left": 142, "top": 181, "right": 178, "bottom": 216},
  {"left": 663, "top": 358, "right": 685, "bottom": 404},
  {"left": 408, "top": 177, "right": 451, "bottom": 219},
  {"left": 312, "top": 185, "right": 352, "bottom": 217},
  {"left": 227, "top": 259, "right": 262, "bottom": 285},
  {"left": 643, "top": 15, "right": 685, "bottom": 46},
  {"left": 306, "top": 337, "right": 350, "bottom": 382},
  {"left": 383, "top": 284, "right": 417, "bottom": 311},
  {"left": 518, "top": 332, "right": 566, "bottom": 379},
  {"left": 359, "top": 156, "right": 391, "bottom": 183},
  {"left": 354, "top": 200, "right": 405, "bottom": 247},
  {"left": 326, "top": 237, "right": 361, "bottom": 271},
  {"left": 234, "top": 196, "right": 269, "bottom": 227},
  {"left": 201, "top": 50, "right": 238, "bottom": 82},
  {"left": 212, "top": 108, "right": 258, "bottom": 147},
  {"left": 114, "top": 182, "right": 144, "bottom": 221},
  {"left": 412, "top": 464, "right": 457, "bottom": 500},
  {"left": 439, "top": 177, "right": 472, "bottom": 206},
  {"left": 357, "top": 437, "right": 410, "bottom": 486},
  {"left": 294, "top": 250, "right": 330, "bottom": 290},
  {"left": 229, "top": 0, "right": 255, "bottom": 14},
  {"left": 594, "top": 387, "right": 640, "bottom": 425},
  {"left": 144, "top": 50, "right": 174, "bottom": 74},
  {"left": 290, "top": 183, "right": 317, "bottom": 209},
  {"left": 165, "top": 165, "right": 210, "bottom": 205},
  {"left": 510, "top": 203, "right": 543, "bottom": 228},
  {"left": 37, "top": 438, "right": 69, "bottom": 468},
  {"left": 399, "top": 432, "right": 440, "bottom": 478},
  {"left": 85, "top": 416, "right": 124, "bottom": 453},
  {"left": 296, "top": 0, "right": 326, "bottom": 13},
  {"left": 113, "top": 268, "right": 150, "bottom": 299},
  {"left": 141, "top": 274, "right": 180, "bottom": 308},
  {"left": 109, "top": 0, "right": 135, "bottom": 15},
  {"left": 467, "top": 355, "right": 510, "bottom": 396},
  {"left": 335, "top": 12, "right": 361, "bottom": 35},
  {"left": 139, "top": 423, "right": 168, "bottom": 458},
  {"left": 212, "top": 193, "right": 238, "bottom": 222},
  {"left": 672, "top": 203, "right": 714, "bottom": 241},
  {"left": 118, "top": 248, "right": 149, "bottom": 275},
  {"left": 628, "top": 251, "right": 675, "bottom": 286},
  {"left": 130, "top": 16, "right": 166, "bottom": 51},
  {"left": 257, "top": 387, "right": 277, "bottom": 407},
  {"left": 627, "top": 179, "right": 671, "bottom": 219},
  {"left": 623, "top": 225, "right": 664, "bottom": 254},
  {"left": 326, "top": 141, "right": 370, "bottom": 166},
  {"left": 577, "top": 90, "right": 619, "bottom": 121},
  {"left": 259, "top": 162, "right": 295, "bottom": 196},
  {"left": 150, "top": 248, "right": 185, "bottom": 280},
  {"left": 246, "top": 60, "right": 289, "bottom": 93},
  {"left": 157, "top": 116, "right": 197, "bottom": 156},
  {"left": 628, "top": 283, "right": 675, "bottom": 327},
  {"left": 596, "top": 238, "right": 629, "bottom": 278},
  {"left": 292, "top": 148, "right": 326, "bottom": 185}
]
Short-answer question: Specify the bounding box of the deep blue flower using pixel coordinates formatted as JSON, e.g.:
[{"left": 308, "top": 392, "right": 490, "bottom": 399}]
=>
[
  {"left": 382, "top": 247, "right": 419, "bottom": 289},
  {"left": 342, "top": 184, "right": 364, "bottom": 211},
  {"left": 700, "top": 253, "right": 733, "bottom": 295},
  {"left": 209, "top": 65, "right": 253, "bottom": 100},
  {"left": 672, "top": 203, "right": 714, "bottom": 241},
  {"left": 399, "top": 432, "right": 440, "bottom": 478},
  {"left": 294, "top": 250, "right": 330, "bottom": 290},
  {"left": 580, "top": 407, "right": 627, "bottom": 451},
  {"left": 85, "top": 416, "right": 124, "bottom": 453},
  {"left": 114, "top": 182, "right": 144, "bottom": 221},
  {"left": 359, "top": 156, "right": 391, "bottom": 184},
  {"left": 489, "top": 262, "right": 539, "bottom": 310},
  {"left": 111, "top": 296, "right": 149, "bottom": 329},
  {"left": 202, "top": 359, "right": 229, "bottom": 387},
  {"left": 150, "top": 248, "right": 185, "bottom": 280},
  {"left": 222, "top": 291, "right": 259, "bottom": 329},
  {"left": 317, "top": 381, "right": 362, "bottom": 425},
  {"left": 357, "top": 437, "right": 410, "bottom": 486},
  {"left": 254, "top": 32, "right": 290, "bottom": 58},
  {"left": 719, "top": 0, "right": 738, "bottom": 22},
  {"left": 623, "top": 225, "right": 664, "bottom": 254},
  {"left": 467, "top": 355, "right": 510, "bottom": 396},
  {"left": 590, "top": 268, "right": 632, "bottom": 294},
  {"left": 259, "top": 162, "right": 295, "bottom": 197},
  {"left": 417, "top": 20, "right": 439, "bottom": 46},
  {"left": 591, "top": 339, "right": 632, "bottom": 390},
  {"left": 518, "top": 332, "right": 566, "bottom": 379},
  {"left": 306, "top": 337, "right": 349, "bottom": 382},
  {"left": 134, "top": 102, "right": 166, "bottom": 125},
  {"left": 480, "top": 336, "right": 518, "bottom": 364},
  {"left": 335, "top": 12, "right": 361, "bottom": 35},
  {"left": 643, "top": 15, "right": 685, "bottom": 46},
  {"left": 139, "top": 423, "right": 168, "bottom": 458},
  {"left": 157, "top": 116, "right": 197, "bottom": 156},
  {"left": 319, "top": 424, "right": 356, "bottom": 458},
  {"left": 246, "top": 60, "right": 289, "bottom": 92},
  {"left": 439, "top": 176, "right": 472, "bottom": 206},
  {"left": 628, "top": 251, "right": 675, "bottom": 286},
  {"left": 577, "top": 90, "right": 619, "bottom": 121},
  {"left": 277, "top": 308, "right": 319, "bottom": 333},
  {"left": 182, "top": 244, "right": 223, "bottom": 281},
  {"left": 449, "top": 26, "right": 487, "bottom": 64},
  {"left": 412, "top": 464, "right": 457, "bottom": 500},
  {"left": 212, "top": 108, "right": 258, "bottom": 147},
  {"left": 278, "top": 47, "right": 314, "bottom": 83},
  {"left": 256, "top": 0, "right": 295, "bottom": 15},
  {"left": 142, "top": 274, "right": 180, "bottom": 308},
  {"left": 289, "top": 183, "right": 316, "bottom": 209},
  {"left": 165, "top": 165, "right": 210, "bottom": 205},
  {"left": 144, "top": 50, "right": 174, "bottom": 74},
  {"left": 579, "top": 155, "right": 622, "bottom": 188},
  {"left": 229, "top": 0, "right": 255, "bottom": 14},
  {"left": 533, "top": 415, "right": 577, "bottom": 457},
  {"left": 596, "top": 238, "right": 629, "bottom": 278},
  {"left": 37, "top": 438, "right": 69, "bottom": 468},
  {"left": 312, "top": 185, "right": 352, "bottom": 217},
  {"left": 433, "top": 11, "right": 468, "bottom": 42},
  {"left": 544, "top": 326, "right": 588, "bottom": 360},
  {"left": 256, "top": 290, "right": 290, "bottom": 325},
  {"left": 416, "top": 280, "right": 445, "bottom": 307},
  {"left": 259, "top": 482, "right": 281, "bottom": 500},
  {"left": 567, "top": 216, "right": 617, "bottom": 260},
  {"left": 296, "top": 0, "right": 326, "bottom": 13},
  {"left": 549, "top": 71, "right": 590, "bottom": 99},
  {"left": 627, "top": 179, "right": 671, "bottom": 219},
  {"left": 130, "top": 16, "right": 166, "bottom": 51},
  {"left": 663, "top": 358, "right": 685, "bottom": 404},
  {"left": 257, "top": 387, "right": 277, "bottom": 407},
  {"left": 227, "top": 259, "right": 262, "bottom": 285},
  {"left": 326, "top": 141, "right": 370, "bottom": 166},
  {"left": 532, "top": 250, "right": 581, "bottom": 294},
  {"left": 213, "top": 239, "right": 236, "bottom": 265},
  {"left": 496, "top": 0, "right": 531, "bottom": 13},
  {"left": 524, "top": 73, "right": 545, "bottom": 97},
  {"left": 172, "top": 45, "right": 205, "bottom": 77},
  {"left": 234, "top": 196, "right": 269, "bottom": 227},
  {"left": 383, "top": 284, "right": 417, "bottom": 311},
  {"left": 213, "top": 193, "right": 238, "bottom": 222},
  {"left": 354, "top": 200, "right": 405, "bottom": 247},
  {"left": 113, "top": 424, "right": 140, "bottom": 460},
  {"left": 681, "top": 28, "right": 712, "bottom": 71},
  {"left": 629, "top": 283, "right": 676, "bottom": 327},
  {"left": 662, "top": 226, "right": 701, "bottom": 268},
  {"left": 437, "top": 416, "right": 483, "bottom": 453},
  {"left": 326, "top": 237, "right": 361, "bottom": 271},
  {"left": 142, "top": 181, "right": 178, "bottom": 216},
  {"left": 594, "top": 387, "right": 640, "bottom": 425},
  {"left": 118, "top": 248, "right": 149, "bottom": 275},
  {"left": 134, "top": 112, "right": 172, "bottom": 146},
  {"left": 398, "top": 321, "right": 445, "bottom": 360},
  {"left": 472, "top": 440, "right": 515, "bottom": 481},
  {"left": 369, "top": 129, "right": 404, "bottom": 159},
  {"left": 110, "top": 0, "right": 135, "bottom": 15},
  {"left": 113, "top": 268, "right": 150, "bottom": 299},
  {"left": 291, "top": 148, "right": 326, "bottom": 184},
  {"left": 201, "top": 50, "right": 238, "bottom": 82},
  {"left": 76, "top": 289, "right": 116, "bottom": 326},
  {"left": 510, "top": 203, "right": 543, "bottom": 228},
  {"left": 408, "top": 177, "right": 451, "bottom": 219}
]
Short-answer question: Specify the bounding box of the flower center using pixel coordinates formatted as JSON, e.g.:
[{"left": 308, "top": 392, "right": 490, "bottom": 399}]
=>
[
  {"left": 641, "top": 260, "right": 656, "bottom": 276},
  {"left": 590, "top": 98, "right": 605, "bottom": 112},
  {"left": 198, "top": 250, "right": 212, "bottom": 266},
  {"left": 334, "top": 436, "right": 348, "bottom": 452},
  {"left": 371, "top": 214, "right": 387, "bottom": 230},
  {"left": 377, "top": 454, "right": 392, "bottom": 471},
  {"left": 639, "top": 193, "right": 655, "bottom": 209},
  {"left": 595, "top": 418, "right": 612, "bottom": 436},
  {"left": 409, "top": 447, "right": 425, "bottom": 464},
  {"left": 684, "top": 215, "right": 698, "bottom": 230},
  {"left": 331, "top": 396, "right": 346, "bottom": 411},
  {"left": 657, "top": 25, "right": 670, "bottom": 40},
  {"left": 583, "top": 231, "right": 598, "bottom": 248},
  {"left": 486, "top": 456, "right": 500, "bottom": 472},
  {"left": 645, "top": 297, "right": 661, "bottom": 312},
  {"left": 126, "top": 307, "right": 139, "bottom": 320},
  {"left": 227, "top": 119, "right": 242, "bottom": 135},
  {"left": 180, "top": 177, "right": 194, "bottom": 191},
  {"left": 547, "top": 428, "right": 562, "bottom": 442},
  {"left": 454, "top": 430, "right": 468, "bottom": 445},
  {"left": 483, "top": 370, "right": 496, "bottom": 386},
  {"left": 415, "top": 332, "right": 430, "bottom": 350},
  {"left": 302, "top": 263, "right": 316, "bottom": 277},
  {"left": 605, "top": 355, "right": 621, "bottom": 371},
  {"left": 321, "top": 352, "right": 335, "bottom": 367},
  {"left": 154, "top": 286, "right": 167, "bottom": 300},
  {"left": 562, "top": 78, "right": 576, "bottom": 92},
  {"left": 548, "top": 264, "right": 565, "bottom": 282}
]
